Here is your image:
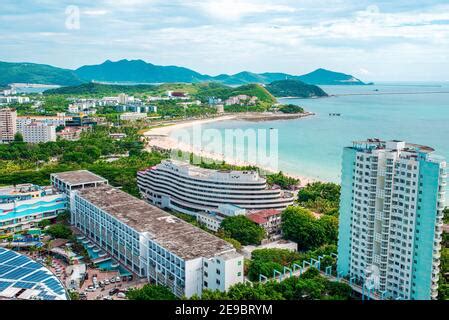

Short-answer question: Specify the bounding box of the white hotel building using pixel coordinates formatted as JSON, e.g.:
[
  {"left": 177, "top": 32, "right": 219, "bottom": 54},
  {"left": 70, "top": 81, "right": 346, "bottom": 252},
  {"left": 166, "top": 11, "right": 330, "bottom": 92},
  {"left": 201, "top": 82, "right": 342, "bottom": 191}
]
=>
[
  {"left": 51, "top": 171, "right": 244, "bottom": 298},
  {"left": 17, "top": 122, "right": 56, "bottom": 143},
  {"left": 137, "top": 160, "right": 295, "bottom": 216},
  {"left": 337, "top": 139, "right": 446, "bottom": 300}
]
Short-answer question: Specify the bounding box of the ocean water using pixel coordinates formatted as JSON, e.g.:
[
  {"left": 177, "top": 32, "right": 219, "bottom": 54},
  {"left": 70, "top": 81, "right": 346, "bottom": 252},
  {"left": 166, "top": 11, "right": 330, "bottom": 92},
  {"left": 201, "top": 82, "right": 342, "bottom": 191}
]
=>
[{"left": 194, "top": 82, "right": 449, "bottom": 196}]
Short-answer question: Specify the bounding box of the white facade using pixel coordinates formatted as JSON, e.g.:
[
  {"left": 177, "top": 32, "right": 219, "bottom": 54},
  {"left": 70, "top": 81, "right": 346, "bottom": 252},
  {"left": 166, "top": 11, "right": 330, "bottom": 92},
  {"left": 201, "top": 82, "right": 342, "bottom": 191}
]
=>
[
  {"left": 137, "top": 160, "right": 295, "bottom": 216},
  {"left": 196, "top": 204, "right": 246, "bottom": 232},
  {"left": 19, "top": 123, "right": 56, "bottom": 143},
  {"left": 337, "top": 139, "right": 446, "bottom": 300},
  {"left": 120, "top": 112, "right": 147, "bottom": 121},
  {"left": 67, "top": 182, "right": 243, "bottom": 298}
]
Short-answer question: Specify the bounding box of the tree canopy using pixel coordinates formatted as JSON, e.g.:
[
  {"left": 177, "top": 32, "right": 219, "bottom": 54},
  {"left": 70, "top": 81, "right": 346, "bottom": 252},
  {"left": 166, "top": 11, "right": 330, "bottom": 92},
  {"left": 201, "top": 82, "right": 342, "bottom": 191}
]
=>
[
  {"left": 281, "top": 206, "right": 338, "bottom": 251},
  {"left": 220, "top": 215, "right": 266, "bottom": 246},
  {"left": 126, "top": 284, "right": 178, "bottom": 300},
  {"left": 297, "top": 182, "right": 341, "bottom": 216}
]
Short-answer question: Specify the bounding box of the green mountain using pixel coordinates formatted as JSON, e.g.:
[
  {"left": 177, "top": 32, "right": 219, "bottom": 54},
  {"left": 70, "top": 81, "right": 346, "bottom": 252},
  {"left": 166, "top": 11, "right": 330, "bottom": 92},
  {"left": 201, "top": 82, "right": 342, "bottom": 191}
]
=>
[
  {"left": 297, "top": 68, "right": 367, "bottom": 85},
  {"left": 75, "top": 59, "right": 210, "bottom": 83},
  {"left": 265, "top": 80, "right": 328, "bottom": 98},
  {"left": 43, "top": 82, "right": 156, "bottom": 95},
  {"left": 0, "top": 61, "right": 83, "bottom": 86},
  {"left": 193, "top": 82, "right": 276, "bottom": 103},
  {"left": 44, "top": 81, "right": 277, "bottom": 104},
  {"left": 0, "top": 59, "right": 368, "bottom": 87}
]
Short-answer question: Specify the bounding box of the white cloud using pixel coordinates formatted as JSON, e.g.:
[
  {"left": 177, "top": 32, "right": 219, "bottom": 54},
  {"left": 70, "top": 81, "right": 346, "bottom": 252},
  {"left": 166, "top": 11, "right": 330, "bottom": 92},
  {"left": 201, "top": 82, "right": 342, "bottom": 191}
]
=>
[
  {"left": 191, "top": 0, "right": 296, "bottom": 22},
  {"left": 83, "top": 9, "right": 108, "bottom": 16}
]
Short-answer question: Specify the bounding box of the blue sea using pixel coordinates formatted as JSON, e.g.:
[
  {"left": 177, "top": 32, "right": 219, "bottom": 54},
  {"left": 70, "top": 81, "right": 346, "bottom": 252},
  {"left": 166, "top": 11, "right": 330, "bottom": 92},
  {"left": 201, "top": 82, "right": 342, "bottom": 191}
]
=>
[{"left": 195, "top": 82, "right": 449, "bottom": 200}]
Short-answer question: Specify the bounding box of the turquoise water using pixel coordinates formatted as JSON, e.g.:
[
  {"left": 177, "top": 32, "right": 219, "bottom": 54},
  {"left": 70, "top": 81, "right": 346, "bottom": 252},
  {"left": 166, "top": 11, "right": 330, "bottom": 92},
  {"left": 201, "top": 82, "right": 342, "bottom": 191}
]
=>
[
  {"left": 96, "top": 260, "right": 132, "bottom": 277},
  {"left": 81, "top": 242, "right": 132, "bottom": 276},
  {"left": 192, "top": 82, "right": 449, "bottom": 201}
]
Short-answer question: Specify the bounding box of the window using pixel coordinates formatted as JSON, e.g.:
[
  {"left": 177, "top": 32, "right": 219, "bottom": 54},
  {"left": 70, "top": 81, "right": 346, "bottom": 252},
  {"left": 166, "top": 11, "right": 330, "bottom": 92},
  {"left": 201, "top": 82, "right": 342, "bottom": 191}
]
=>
[
  {"left": 216, "top": 279, "right": 221, "bottom": 285},
  {"left": 203, "top": 281, "right": 208, "bottom": 287},
  {"left": 238, "top": 260, "right": 242, "bottom": 266},
  {"left": 238, "top": 272, "right": 241, "bottom": 277}
]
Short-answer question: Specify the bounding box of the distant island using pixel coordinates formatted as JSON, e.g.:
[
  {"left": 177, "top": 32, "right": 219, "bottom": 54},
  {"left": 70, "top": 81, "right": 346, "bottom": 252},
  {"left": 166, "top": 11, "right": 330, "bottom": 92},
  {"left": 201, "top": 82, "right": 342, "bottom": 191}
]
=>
[
  {"left": 265, "top": 80, "right": 328, "bottom": 98},
  {"left": 0, "top": 59, "right": 370, "bottom": 87}
]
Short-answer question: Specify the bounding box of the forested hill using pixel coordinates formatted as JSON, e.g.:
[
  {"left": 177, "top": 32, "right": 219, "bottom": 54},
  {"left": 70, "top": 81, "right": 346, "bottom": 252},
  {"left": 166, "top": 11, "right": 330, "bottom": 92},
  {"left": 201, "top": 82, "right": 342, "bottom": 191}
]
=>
[{"left": 265, "top": 80, "right": 328, "bottom": 98}]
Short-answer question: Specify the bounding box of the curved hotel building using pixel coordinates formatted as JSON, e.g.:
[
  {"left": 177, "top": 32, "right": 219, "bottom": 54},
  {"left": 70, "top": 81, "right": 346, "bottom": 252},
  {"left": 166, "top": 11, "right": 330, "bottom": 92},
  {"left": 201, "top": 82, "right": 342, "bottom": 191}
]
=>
[{"left": 137, "top": 160, "right": 295, "bottom": 215}]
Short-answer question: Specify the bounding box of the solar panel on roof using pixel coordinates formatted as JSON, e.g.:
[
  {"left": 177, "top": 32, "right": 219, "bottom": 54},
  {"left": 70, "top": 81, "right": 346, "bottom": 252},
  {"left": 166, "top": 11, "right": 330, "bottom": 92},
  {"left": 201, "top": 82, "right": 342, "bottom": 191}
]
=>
[
  {"left": 6, "top": 256, "right": 30, "bottom": 267},
  {"left": 2, "top": 267, "right": 35, "bottom": 280},
  {"left": 0, "top": 280, "right": 12, "bottom": 291},
  {"left": 0, "top": 265, "right": 17, "bottom": 277},
  {"left": 22, "top": 270, "right": 50, "bottom": 283},
  {"left": 0, "top": 251, "right": 17, "bottom": 262},
  {"left": 21, "top": 261, "right": 41, "bottom": 269},
  {"left": 14, "top": 281, "right": 35, "bottom": 289},
  {"left": 0, "top": 249, "right": 67, "bottom": 300}
]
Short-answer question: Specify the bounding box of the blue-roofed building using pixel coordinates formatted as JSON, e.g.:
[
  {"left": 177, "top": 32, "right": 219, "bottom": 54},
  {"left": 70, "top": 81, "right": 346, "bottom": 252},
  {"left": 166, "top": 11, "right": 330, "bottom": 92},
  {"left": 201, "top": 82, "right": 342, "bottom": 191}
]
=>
[
  {"left": 0, "top": 248, "right": 67, "bottom": 300},
  {"left": 0, "top": 184, "right": 67, "bottom": 235}
]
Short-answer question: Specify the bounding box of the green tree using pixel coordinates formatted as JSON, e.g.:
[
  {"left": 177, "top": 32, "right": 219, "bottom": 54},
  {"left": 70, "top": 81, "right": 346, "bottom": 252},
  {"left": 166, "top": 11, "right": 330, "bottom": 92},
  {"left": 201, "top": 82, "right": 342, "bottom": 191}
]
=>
[
  {"left": 46, "top": 224, "right": 72, "bottom": 239},
  {"left": 38, "top": 219, "right": 51, "bottom": 228},
  {"left": 14, "top": 132, "right": 24, "bottom": 142},
  {"left": 126, "top": 284, "right": 178, "bottom": 300},
  {"left": 266, "top": 171, "right": 299, "bottom": 189},
  {"left": 298, "top": 182, "right": 341, "bottom": 215},
  {"left": 281, "top": 206, "right": 327, "bottom": 250},
  {"left": 220, "top": 215, "right": 266, "bottom": 245}
]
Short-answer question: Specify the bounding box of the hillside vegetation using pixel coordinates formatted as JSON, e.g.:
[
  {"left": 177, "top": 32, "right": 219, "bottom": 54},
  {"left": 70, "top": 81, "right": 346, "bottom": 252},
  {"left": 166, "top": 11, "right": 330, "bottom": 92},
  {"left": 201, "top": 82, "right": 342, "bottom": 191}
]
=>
[
  {"left": 0, "top": 61, "right": 82, "bottom": 86},
  {"left": 44, "top": 82, "right": 277, "bottom": 104},
  {"left": 265, "top": 80, "right": 327, "bottom": 98}
]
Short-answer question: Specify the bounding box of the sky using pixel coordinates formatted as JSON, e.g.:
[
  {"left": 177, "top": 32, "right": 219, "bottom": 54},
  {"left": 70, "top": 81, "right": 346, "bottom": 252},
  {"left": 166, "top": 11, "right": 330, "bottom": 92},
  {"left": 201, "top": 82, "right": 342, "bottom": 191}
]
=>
[{"left": 1, "top": 0, "right": 449, "bottom": 81}]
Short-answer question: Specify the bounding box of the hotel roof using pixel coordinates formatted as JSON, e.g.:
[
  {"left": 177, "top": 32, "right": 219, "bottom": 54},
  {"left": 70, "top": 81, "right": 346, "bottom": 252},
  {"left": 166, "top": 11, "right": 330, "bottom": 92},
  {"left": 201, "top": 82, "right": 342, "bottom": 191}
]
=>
[
  {"left": 247, "top": 209, "right": 282, "bottom": 224},
  {"left": 51, "top": 170, "right": 108, "bottom": 186},
  {"left": 76, "top": 185, "right": 235, "bottom": 261},
  {"left": 0, "top": 248, "right": 67, "bottom": 300}
]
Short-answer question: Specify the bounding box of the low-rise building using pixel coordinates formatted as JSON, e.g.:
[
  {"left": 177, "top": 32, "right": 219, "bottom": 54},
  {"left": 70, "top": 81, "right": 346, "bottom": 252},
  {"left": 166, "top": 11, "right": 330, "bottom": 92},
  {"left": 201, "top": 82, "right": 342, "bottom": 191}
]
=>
[
  {"left": 56, "top": 126, "right": 87, "bottom": 141},
  {"left": 196, "top": 204, "right": 246, "bottom": 232},
  {"left": 247, "top": 209, "right": 283, "bottom": 242},
  {"left": 120, "top": 112, "right": 148, "bottom": 122},
  {"left": 0, "top": 184, "right": 67, "bottom": 235}
]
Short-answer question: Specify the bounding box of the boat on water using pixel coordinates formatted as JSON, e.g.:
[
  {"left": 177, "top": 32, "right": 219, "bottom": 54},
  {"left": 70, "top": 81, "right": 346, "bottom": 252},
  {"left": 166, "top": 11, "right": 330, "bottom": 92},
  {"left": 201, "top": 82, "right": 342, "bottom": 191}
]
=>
[{"left": 329, "top": 113, "right": 341, "bottom": 116}]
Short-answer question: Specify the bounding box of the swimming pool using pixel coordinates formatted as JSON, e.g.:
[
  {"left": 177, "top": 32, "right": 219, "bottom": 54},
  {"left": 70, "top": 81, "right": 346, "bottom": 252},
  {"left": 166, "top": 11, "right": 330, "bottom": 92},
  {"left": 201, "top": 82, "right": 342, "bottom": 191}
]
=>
[
  {"left": 80, "top": 241, "right": 132, "bottom": 277},
  {"left": 95, "top": 259, "right": 132, "bottom": 277}
]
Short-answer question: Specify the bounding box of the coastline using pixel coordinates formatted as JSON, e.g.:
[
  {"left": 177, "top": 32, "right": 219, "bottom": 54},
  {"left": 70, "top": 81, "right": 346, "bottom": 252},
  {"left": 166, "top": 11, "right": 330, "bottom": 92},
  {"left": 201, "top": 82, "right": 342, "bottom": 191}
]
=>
[{"left": 143, "top": 112, "right": 318, "bottom": 187}]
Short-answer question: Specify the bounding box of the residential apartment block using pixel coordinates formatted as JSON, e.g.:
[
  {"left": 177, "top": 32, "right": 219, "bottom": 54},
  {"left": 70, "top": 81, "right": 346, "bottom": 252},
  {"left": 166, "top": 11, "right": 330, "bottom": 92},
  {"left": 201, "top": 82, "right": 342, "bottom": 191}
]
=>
[
  {"left": 337, "top": 139, "right": 446, "bottom": 300},
  {"left": 0, "top": 107, "right": 17, "bottom": 142}
]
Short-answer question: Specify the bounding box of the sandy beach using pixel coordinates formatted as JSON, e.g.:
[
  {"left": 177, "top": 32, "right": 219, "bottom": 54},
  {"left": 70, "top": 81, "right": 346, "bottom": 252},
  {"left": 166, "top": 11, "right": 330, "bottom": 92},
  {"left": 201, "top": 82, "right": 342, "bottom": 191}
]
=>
[{"left": 143, "top": 113, "right": 318, "bottom": 187}]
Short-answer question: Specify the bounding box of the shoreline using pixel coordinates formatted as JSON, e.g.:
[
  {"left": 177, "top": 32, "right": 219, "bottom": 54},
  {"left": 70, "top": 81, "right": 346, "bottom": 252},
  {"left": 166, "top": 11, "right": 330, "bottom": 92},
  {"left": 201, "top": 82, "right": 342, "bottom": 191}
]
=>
[{"left": 143, "top": 112, "right": 319, "bottom": 187}]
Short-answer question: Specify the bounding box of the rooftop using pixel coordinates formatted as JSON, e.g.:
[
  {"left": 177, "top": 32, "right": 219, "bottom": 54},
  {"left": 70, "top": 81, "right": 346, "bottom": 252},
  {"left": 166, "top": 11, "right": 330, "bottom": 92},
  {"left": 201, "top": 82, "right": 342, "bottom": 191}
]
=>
[
  {"left": 351, "top": 139, "right": 436, "bottom": 154},
  {"left": 153, "top": 159, "right": 264, "bottom": 183},
  {"left": 51, "top": 170, "right": 108, "bottom": 186},
  {"left": 247, "top": 209, "right": 282, "bottom": 224},
  {"left": 0, "top": 248, "right": 67, "bottom": 300},
  {"left": 76, "top": 185, "right": 235, "bottom": 260}
]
